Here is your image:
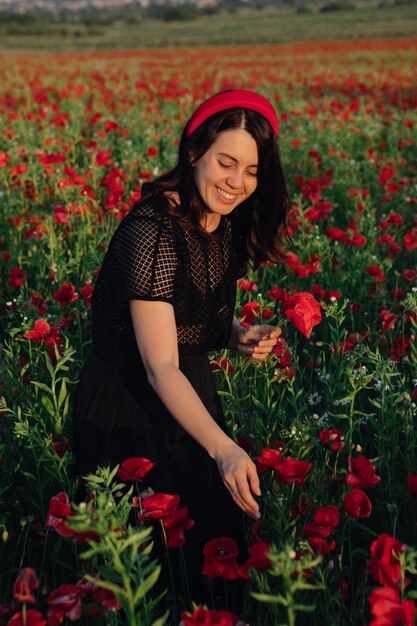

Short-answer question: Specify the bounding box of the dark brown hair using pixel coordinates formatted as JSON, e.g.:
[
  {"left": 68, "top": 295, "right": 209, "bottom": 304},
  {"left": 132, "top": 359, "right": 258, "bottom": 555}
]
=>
[{"left": 140, "top": 106, "right": 291, "bottom": 269}]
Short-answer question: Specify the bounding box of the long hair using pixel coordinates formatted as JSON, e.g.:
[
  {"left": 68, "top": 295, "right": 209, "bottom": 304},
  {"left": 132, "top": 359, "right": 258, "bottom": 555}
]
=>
[{"left": 140, "top": 106, "right": 291, "bottom": 269}]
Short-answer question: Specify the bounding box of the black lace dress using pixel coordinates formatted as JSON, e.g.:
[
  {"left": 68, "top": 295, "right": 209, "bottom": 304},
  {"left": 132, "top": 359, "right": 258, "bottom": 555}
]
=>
[{"left": 72, "top": 198, "right": 247, "bottom": 604}]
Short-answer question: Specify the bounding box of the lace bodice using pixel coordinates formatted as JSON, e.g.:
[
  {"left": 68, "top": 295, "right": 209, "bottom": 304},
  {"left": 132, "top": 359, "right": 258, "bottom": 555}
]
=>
[{"left": 91, "top": 199, "right": 244, "bottom": 366}]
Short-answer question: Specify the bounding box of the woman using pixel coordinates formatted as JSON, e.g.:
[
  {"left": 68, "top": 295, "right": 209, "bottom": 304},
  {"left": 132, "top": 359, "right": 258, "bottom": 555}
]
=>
[{"left": 72, "top": 89, "right": 290, "bottom": 606}]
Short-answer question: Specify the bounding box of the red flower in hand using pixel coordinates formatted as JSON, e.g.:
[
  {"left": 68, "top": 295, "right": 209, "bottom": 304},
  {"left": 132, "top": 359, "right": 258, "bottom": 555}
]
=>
[
  {"left": 163, "top": 506, "right": 194, "bottom": 548},
  {"left": 181, "top": 607, "right": 243, "bottom": 626},
  {"left": 346, "top": 456, "right": 380, "bottom": 488},
  {"left": 368, "top": 534, "right": 407, "bottom": 587},
  {"left": 202, "top": 537, "right": 243, "bottom": 580},
  {"left": 45, "top": 492, "right": 74, "bottom": 538},
  {"left": 13, "top": 568, "right": 39, "bottom": 604},
  {"left": 7, "top": 610, "right": 46, "bottom": 626},
  {"left": 116, "top": 457, "right": 156, "bottom": 482},
  {"left": 47, "top": 585, "right": 82, "bottom": 625},
  {"left": 367, "top": 586, "right": 415, "bottom": 626},
  {"left": 275, "top": 456, "right": 312, "bottom": 485},
  {"left": 343, "top": 489, "right": 372, "bottom": 519},
  {"left": 240, "top": 301, "right": 260, "bottom": 325},
  {"left": 140, "top": 493, "right": 180, "bottom": 521},
  {"left": 283, "top": 292, "right": 322, "bottom": 338}
]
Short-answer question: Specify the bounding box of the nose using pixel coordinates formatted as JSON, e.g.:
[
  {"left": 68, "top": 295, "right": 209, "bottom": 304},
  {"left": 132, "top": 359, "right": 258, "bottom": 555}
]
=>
[{"left": 226, "top": 169, "right": 244, "bottom": 190}]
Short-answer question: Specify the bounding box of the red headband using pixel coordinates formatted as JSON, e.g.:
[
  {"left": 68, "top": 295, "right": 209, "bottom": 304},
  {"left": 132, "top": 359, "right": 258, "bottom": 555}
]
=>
[{"left": 186, "top": 89, "right": 279, "bottom": 137}]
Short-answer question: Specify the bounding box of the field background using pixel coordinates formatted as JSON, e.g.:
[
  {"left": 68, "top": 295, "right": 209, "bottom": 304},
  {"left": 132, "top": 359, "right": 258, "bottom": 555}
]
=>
[{"left": 0, "top": 1, "right": 417, "bottom": 50}]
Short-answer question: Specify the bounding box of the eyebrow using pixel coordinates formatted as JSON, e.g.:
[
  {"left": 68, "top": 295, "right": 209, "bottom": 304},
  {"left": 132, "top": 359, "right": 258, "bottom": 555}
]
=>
[{"left": 217, "top": 152, "right": 258, "bottom": 168}]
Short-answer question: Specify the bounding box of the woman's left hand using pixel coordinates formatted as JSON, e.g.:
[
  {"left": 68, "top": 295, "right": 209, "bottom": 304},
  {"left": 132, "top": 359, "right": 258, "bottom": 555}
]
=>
[{"left": 235, "top": 325, "right": 282, "bottom": 360}]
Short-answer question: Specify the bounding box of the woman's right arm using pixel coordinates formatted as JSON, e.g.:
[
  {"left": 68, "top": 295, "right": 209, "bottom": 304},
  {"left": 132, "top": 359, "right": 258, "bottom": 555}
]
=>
[{"left": 129, "top": 299, "right": 261, "bottom": 519}]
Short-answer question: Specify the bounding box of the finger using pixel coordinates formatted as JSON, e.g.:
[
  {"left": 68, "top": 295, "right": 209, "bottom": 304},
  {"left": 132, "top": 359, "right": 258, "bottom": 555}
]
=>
[
  {"left": 225, "top": 482, "right": 258, "bottom": 518},
  {"left": 235, "top": 476, "right": 260, "bottom": 514},
  {"left": 247, "top": 463, "right": 261, "bottom": 496}
]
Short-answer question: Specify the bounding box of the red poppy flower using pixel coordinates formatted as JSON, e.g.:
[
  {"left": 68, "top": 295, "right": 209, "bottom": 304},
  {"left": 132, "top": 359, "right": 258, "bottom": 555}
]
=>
[
  {"left": 13, "top": 568, "right": 39, "bottom": 604},
  {"left": 312, "top": 505, "right": 341, "bottom": 529},
  {"left": 403, "top": 231, "right": 417, "bottom": 250},
  {"left": 407, "top": 476, "right": 417, "bottom": 498},
  {"left": 53, "top": 284, "right": 79, "bottom": 305},
  {"left": 307, "top": 536, "right": 336, "bottom": 555},
  {"left": 302, "top": 504, "right": 340, "bottom": 547},
  {"left": 368, "top": 534, "right": 406, "bottom": 587},
  {"left": 343, "top": 489, "right": 372, "bottom": 519},
  {"left": 45, "top": 492, "right": 74, "bottom": 538},
  {"left": 211, "top": 357, "right": 235, "bottom": 374},
  {"left": 140, "top": 493, "right": 180, "bottom": 521},
  {"left": 93, "top": 588, "right": 121, "bottom": 613},
  {"left": 79, "top": 284, "right": 94, "bottom": 309},
  {"left": 283, "top": 292, "right": 322, "bottom": 339},
  {"left": 403, "top": 269, "right": 416, "bottom": 283},
  {"left": 325, "top": 227, "right": 347, "bottom": 243},
  {"left": 364, "top": 265, "right": 385, "bottom": 282},
  {"left": 267, "top": 287, "right": 288, "bottom": 303},
  {"left": 254, "top": 448, "right": 282, "bottom": 472},
  {"left": 319, "top": 429, "right": 344, "bottom": 452},
  {"left": 240, "top": 302, "right": 260, "bottom": 325},
  {"left": 7, "top": 610, "right": 46, "bottom": 626},
  {"left": 51, "top": 434, "right": 71, "bottom": 458},
  {"left": 275, "top": 456, "right": 312, "bottom": 485},
  {"left": 367, "top": 586, "right": 415, "bottom": 626},
  {"left": 202, "top": 537, "right": 243, "bottom": 580},
  {"left": 238, "top": 279, "right": 258, "bottom": 291},
  {"left": 181, "top": 607, "right": 242, "bottom": 626},
  {"left": 8, "top": 267, "right": 26, "bottom": 287},
  {"left": 47, "top": 585, "right": 82, "bottom": 624},
  {"left": 31, "top": 292, "right": 47, "bottom": 315},
  {"left": 346, "top": 456, "right": 380, "bottom": 488},
  {"left": 23, "top": 320, "right": 51, "bottom": 344},
  {"left": 163, "top": 506, "right": 194, "bottom": 548},
  {"left": 241, "top": 542, "right": 272, "bottom": 575},
  {"left": 116, "top": 457, "right": 156, "bottom": 482}
]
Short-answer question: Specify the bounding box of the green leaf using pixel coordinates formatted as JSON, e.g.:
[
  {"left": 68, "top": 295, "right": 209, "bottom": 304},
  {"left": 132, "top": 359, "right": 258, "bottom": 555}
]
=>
[
  {"left": 58, "top": 380, "right": 67, "bottom": 410},
  {"left": 133, "top": 566, "right": 161, "bottom": 603},
  {"left": 251, "top": 592, "right": 288, "bottom": 605},
  {"left": 96, "top": 565, "right": 123, "bottom": 584},
  {"left": 293, "top": 603, "right": 317, "bottom": 612},
  {"left": 368, "top": 398, "right": 382, "bottom": 409},
  {"left": 31, "top": 381, "right": 53, "bottom": 395},
  {"left": 41, "top": 394, "right": 56, "bottom": 417},
  {"left": 119, "top": 527, "right": 153, "bottom": 552},
  {"left": 84, "top": 575, "right": 122, "bottom": 597}
]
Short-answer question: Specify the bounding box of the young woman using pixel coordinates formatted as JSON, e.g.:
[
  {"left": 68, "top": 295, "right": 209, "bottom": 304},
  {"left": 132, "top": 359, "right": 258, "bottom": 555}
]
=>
[{"left": 72, "top": 89, "right": 290, "bottom": 605}]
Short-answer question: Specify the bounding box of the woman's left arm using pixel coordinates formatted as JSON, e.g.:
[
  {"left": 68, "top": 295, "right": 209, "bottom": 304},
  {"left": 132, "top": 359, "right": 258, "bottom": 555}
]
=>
[{"left": 227, "top": 315, "right": 282, "bottom": 360}]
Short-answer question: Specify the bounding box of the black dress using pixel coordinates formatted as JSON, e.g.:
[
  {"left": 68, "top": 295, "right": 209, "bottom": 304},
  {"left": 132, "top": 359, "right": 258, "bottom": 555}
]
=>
[{"left": 72, "top": 198, "right": 247, "bottom": 606}]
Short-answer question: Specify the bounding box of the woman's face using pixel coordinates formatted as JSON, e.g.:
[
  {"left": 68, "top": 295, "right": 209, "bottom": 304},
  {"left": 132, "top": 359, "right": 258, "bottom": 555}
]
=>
[{"left": 193, "top": 128, "right": 258, "bottom": 231}]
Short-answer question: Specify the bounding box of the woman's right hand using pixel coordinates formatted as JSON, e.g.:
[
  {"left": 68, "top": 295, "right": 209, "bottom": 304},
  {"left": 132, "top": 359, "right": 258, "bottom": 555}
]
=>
[{"left": 213, "top": 440, "right": 262, "bottom": 519}]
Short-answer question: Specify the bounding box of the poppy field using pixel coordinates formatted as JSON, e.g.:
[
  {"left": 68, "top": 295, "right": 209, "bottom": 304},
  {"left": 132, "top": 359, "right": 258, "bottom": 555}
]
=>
[{"left": 1, "top": 38, "right": 417, "bottom": 626}]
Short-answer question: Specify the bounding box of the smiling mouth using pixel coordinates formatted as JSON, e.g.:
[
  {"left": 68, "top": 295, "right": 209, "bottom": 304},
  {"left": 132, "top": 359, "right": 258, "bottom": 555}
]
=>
[{"left": 215, "top": 186, "right": 237, "bottom": 201}]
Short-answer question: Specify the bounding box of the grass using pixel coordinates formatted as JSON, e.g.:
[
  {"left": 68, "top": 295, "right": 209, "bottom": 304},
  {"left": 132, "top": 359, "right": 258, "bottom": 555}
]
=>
[{"left": 0, "top": 3, "right": 417, "bottom": 51}]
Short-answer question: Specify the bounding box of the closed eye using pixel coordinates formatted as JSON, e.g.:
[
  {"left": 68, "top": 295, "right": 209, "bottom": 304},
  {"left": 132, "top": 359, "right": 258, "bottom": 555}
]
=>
[{"left": 218, "top": 161, "right": 257, "bottom": 176}]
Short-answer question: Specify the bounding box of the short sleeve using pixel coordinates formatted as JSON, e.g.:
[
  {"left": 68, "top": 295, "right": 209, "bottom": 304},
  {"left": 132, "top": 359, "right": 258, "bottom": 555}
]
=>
[{"left": 110, "top": 214, "right": 178, "bottom": 306}]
